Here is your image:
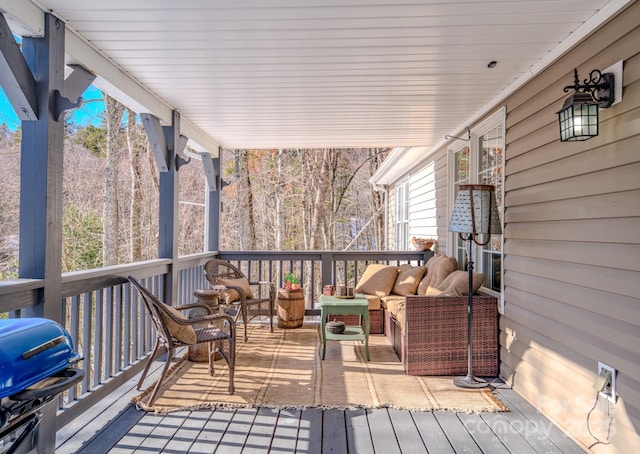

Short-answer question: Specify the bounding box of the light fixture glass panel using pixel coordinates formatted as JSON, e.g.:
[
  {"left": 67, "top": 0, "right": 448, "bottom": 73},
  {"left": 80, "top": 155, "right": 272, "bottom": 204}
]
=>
[
  {"left": 558, "top": 92, "right": 599, "bottom": 141},
  {"left": 448, "top": 184, "right": 502, "bottom": 235}
]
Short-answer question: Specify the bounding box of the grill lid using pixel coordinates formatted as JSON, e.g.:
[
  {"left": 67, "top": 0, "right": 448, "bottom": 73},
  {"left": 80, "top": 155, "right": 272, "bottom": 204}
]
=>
[{"left": 0, "top": 319, "right": 81, "bottom": 399}]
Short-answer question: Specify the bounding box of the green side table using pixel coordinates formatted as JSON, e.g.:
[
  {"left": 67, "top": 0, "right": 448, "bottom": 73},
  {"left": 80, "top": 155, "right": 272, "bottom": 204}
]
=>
[{"left": 320, "top": 295, "right": 370, "bottom": 361}]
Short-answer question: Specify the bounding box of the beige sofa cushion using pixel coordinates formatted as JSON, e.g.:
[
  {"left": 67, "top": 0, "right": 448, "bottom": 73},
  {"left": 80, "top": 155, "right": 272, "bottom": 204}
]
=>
[
  {"left": 392, "top": 264, "right": 426, "bottom": 296},
  {"left": 219, "top": 277, "right": 254, "bottom": 303},
  {"left": 380, "top": 294, "right": 405, "bottom": 310},
  {"left": 395, "top": 305, "right": 407, "bottom": 332},
  {"left": 437, "top": 270, "right": 484, "bottom": 296},
  {"left": 425, "top": 286, "right": 444, "bottom": 296},
  {"left": 384, "top": 298, "right": 405, "bottom": 318},
  {"left": 417, "top": 254, "right": 458, "bottom": 295},
  {"left": 161, "top": 305, "right": 197, "bottom": 344},
  {"left": 362, "top": 294, "right": 382, "bottom": 310},
  {"left": 355, "top": 264, "right": 398, "bottom": 297}
]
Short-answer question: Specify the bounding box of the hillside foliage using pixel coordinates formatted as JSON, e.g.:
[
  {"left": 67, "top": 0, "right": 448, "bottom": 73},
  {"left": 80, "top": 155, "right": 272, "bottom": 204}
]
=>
[{"left": 0, "top": 95, "right": 389, "bottom": 277}]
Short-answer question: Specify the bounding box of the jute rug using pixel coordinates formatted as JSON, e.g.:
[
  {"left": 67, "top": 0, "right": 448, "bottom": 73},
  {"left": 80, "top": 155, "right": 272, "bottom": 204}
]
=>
[{"left": 133, "top": 324, "right": 507, "bottom": 413}]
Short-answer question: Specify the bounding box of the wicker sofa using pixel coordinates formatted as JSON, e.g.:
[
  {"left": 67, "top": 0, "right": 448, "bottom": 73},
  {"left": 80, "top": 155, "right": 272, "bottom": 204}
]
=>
[
  {"left": 334, "top": 255, "right": 499, "bottom": 376},
  {"left": 385, "top": 294, "right": 498, "bottom": 376}
]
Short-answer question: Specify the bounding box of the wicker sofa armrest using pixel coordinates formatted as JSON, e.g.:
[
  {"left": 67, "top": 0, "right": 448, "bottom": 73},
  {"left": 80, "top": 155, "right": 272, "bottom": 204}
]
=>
[{"left": 396, "top": 294, "right": 499, "bottom": 376}]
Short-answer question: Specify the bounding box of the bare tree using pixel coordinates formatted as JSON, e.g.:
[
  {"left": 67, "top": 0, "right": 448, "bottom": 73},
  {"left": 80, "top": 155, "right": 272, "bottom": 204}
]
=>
[
  {"left": 275, "top": 149, "right": 285, "bottom": 250},
  {"left": 0, "top": 137, "right": 21, "bottom": 279},
  {"left": 236, "top": 150, "right": 257, "bottom": 249},
  {"left": 368, "top": 149, "right": 388, "bottom": 249},
  {"left": 310, "top": 149, "right": 331, "bottom": 250},
  {"left": 102, "top": 94, "right": 125, "bottom": 266},
  {"left": 126, "top": 109, "right": 143, "bottom": 262}
]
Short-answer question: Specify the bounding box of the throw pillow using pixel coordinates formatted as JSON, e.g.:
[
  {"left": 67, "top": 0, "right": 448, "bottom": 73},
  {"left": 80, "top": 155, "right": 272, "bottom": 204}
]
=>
[
  {"left": 219, "top": 277, "right": 254, "bottom": 303},
  {"left": 417, "top": 254, "right": 458, "bottom": 294},
  {"left": 392, "top": 264, "right": 426, "bottom": 296},
  {"left": 161, "top": 304, "right": 197, "bottom": 344},
  {"left": 354, "top": 264, "right": 398, "bottom": 297},
  {"left": 437, "top": 270, "right": 484, "bottom": 296}
]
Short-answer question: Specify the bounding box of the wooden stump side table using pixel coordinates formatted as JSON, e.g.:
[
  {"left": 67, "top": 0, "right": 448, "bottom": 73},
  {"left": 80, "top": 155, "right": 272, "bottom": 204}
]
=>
[{"left": 277, "top": 288, "right": 305, "bottom": 328}]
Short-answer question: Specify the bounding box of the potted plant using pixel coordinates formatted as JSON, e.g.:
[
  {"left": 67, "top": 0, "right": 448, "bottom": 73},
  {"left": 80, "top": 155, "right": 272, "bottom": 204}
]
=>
[{"left": 284, "top": 272, "right": 301, "bottom": 290}]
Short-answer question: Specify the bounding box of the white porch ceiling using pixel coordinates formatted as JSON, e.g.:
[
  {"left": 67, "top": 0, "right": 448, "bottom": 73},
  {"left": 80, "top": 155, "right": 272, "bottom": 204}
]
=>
[{"left": 8, "top": 1, "right": 628, "bottom": 150}]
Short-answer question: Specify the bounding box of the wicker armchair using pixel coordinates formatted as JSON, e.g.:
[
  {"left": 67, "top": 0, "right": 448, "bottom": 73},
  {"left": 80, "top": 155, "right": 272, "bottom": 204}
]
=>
[
  {"left": 128, "top": 276, "right": 235, "bottom": 406},
  {"left": 204, "top": 259, "right": 275, "bottom": 342}
]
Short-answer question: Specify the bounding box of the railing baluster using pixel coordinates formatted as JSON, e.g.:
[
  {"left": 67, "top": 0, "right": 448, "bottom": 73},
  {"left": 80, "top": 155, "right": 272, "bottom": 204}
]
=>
[
  {"left": 124, "top": 283, "right": 131, "bottom": 367},
  {"left": 82, "top": 291, "right": 92, "bottom": 393},
  {"left": 68, "top": 295, "right": 80, "bottom": 402},
  {"left": 131, "top": 281, "right": 141, "bottom": 360},
  {"left": 94, "top": 289, "right": 103, "bottom": 386},
  {"left": 105, "top": 287, "right": 113, "bottom": 379},
  {"left": 114, "top": 284, "right": 123, "bottom": 373}
]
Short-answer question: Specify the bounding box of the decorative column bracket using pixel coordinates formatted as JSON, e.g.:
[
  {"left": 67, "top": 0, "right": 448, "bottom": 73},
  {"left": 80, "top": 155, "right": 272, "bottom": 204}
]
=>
[
  {"left": 201, "top": 152, "right": 217, "bottom": 191},
  {"left": 0, "top": 12, "right": 38, "bottom": 120},
  {"left": 141, "top": 113, "right": 169, "bottom": 171},
  {"left": 175, "top": 134, "right": 191, "bottom": 170},
  {"left": 1, "top": 14, "right": 95, "bottom": 123},
  {"left": 141, "top": 112, "right": 190, "bottom": 172},
  {"left": 54, "top": 64, "right": 96, "bottom": 121},
  {"left": 53, "top": 89, "right": 81, "bottom": 121}
]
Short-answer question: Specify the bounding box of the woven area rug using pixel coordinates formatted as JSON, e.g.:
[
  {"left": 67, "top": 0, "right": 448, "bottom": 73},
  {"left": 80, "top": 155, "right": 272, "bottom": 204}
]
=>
[{"left": 133, "top": 324, "right": 507, "bottom": 413}]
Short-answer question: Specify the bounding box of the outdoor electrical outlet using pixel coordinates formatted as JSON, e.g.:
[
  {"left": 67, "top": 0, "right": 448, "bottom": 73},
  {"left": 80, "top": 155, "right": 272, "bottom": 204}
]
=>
[{"left": 595, "top": 361, "right": 617, "bottom": 403}]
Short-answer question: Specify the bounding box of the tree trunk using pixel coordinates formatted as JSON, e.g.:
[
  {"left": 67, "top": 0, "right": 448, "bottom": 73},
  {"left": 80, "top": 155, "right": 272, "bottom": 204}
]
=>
[
  {"left": 275, "top": 149, "right": 285, "bottom": 250},
  {"left": 126, "top": 109, "right": 143, "bottom": 262},
  {"left": 237, "top": 150, "right": 256, "bottom": 249},
  {"left": 102, "top": 94, "right": 125, "bottom": 266},
  {"left": 368, "top": 148, "right": 387, "bottom": 250},
  {"left": 310, "top": 149, "right": 331, "bottom": 250}
]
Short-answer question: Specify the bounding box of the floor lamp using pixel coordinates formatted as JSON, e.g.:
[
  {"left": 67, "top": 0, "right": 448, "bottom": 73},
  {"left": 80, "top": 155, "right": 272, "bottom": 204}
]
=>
[{"left": 448, "top": 184, "right": 502, "bottom": 388}]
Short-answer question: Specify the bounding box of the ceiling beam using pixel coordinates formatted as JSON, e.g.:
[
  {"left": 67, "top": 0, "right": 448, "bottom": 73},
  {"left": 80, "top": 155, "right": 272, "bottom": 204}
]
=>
[{"left": 0, "top": 0, "right": 44, "bottom": 37}]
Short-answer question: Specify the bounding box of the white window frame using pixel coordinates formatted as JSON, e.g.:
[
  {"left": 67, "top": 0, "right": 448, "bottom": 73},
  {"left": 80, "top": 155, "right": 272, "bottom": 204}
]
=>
[
  {"left": 394, "top": 179, "right": 410, "bottom": 250},
  {"left": 447, "top": 108, "right": 505, "bottom": 313}
]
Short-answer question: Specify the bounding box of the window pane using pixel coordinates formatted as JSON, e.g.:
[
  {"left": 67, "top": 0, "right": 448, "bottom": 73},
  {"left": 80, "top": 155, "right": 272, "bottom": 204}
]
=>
[
  {"left": 477, "top": 125, "right": 503, "bottom": 289},
  {"left": 478, "top": 125, "right": 503, "bottom": 186},
  {"left": 481, "top": 249, "right": 502, "bottom": 291},
  {"left": 449, "top": 121, "right": 504, "bottom": 292},
  {"left": 394, "top": 181, "right": 410, "bottom": 249},
  {"left": 454, "top": 146, "right": 470, "bottom": 184},
  {"left": 452, "top": 146, "right": 470, "bottom": 264}
]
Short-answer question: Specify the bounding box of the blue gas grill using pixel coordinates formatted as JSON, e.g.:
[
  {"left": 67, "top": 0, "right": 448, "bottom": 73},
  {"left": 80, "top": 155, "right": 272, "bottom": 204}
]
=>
[{"left": 0, "top": 318, "right": 84, "bottom": 453}]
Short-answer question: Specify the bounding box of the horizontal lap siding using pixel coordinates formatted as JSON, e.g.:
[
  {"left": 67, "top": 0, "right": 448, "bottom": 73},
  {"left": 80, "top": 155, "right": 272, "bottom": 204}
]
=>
[
  {"left": 500, "top": 3, "right": 640, "bottom": 452},
  {"left": 409, "top": 163, "right": 438, "bottom": 239},
  {"left": 389, "top": 150, "right": 448, "bottom": 253},
  {"left": 431, "top": 152, "right": 450, "bottom": 254}
]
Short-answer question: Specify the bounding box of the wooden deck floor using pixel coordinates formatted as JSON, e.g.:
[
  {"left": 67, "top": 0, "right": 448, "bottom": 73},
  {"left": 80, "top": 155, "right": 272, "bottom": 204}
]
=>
[
  {"left": 56, "top": 341, "right": 586, "bottom": 453},
  {"left": 58, "top": 389, "right": 586, "bottom": 453}
]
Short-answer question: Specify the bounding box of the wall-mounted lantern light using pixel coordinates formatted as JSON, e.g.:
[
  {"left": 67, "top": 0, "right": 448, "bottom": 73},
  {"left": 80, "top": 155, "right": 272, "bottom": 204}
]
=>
[{"left": 557, "top": 68, "right": 614, "bottom": 142}]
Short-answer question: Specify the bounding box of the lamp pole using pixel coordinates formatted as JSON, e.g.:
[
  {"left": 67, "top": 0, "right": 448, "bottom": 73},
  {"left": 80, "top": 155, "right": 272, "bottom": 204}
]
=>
[{"left": 453, "top": 234, "right": 487, "bottom": 388}]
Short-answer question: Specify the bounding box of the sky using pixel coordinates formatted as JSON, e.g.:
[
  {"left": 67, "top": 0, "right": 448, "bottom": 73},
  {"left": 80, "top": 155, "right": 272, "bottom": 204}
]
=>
[{"left": 0, "top": 85, "right": 105, "bottom": 132}]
